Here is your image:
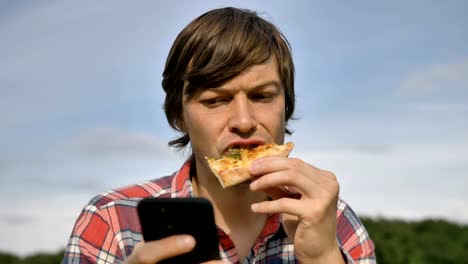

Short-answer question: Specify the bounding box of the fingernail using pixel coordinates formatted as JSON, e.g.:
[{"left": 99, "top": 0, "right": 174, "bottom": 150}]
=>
[
  {"left": 177, "top": 235, "right": 194, "bottom": 247},
  {"left": 251, "top": 203, "right": 258, "bottom": 211},
  {"left": 250, "top": 180, "right": 257, "bottom": 190}
]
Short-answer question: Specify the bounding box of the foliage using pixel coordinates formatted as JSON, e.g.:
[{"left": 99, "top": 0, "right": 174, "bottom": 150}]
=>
[
  {"left": 361, "top": 217, "right": 468, "bottom": 264},
  {"left": 1, "top": 218, "right": 467, "bottom": 263},
  {"left": 0, "top": 250, "right": 64, "bottom": 264}
]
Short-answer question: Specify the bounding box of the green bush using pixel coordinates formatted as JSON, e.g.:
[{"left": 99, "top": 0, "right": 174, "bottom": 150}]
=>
[
  {"left": 361, "top": 217, "right": 468, "bottom": 264},
  {"left": 0, "top": 250, "right": 64, "bottom": 264}
]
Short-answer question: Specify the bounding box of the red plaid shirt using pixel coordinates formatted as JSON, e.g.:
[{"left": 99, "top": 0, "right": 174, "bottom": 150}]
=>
[{"left": 63, "top": 161, "right": 376, "bottom": 263}]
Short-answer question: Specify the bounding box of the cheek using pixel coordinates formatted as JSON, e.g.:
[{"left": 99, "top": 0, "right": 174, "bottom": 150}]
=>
[
  {"left": 182, "top": 105, "right": 218, "bottom": 138},
  {"left": 183, "top": 107, "right": 200, "bottom": 133},
  {"left": 276, "top": 112, "right": 286, "bottom": 137},
  {"left": 257, "top": 104, "right": 286, "bottom": 137},
  {"left": 276, "top": 112, "right": 286, "bottom": 143}
]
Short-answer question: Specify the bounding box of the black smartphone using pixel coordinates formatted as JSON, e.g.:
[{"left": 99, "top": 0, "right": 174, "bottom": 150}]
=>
[{"left": 137, "top": 197, "right": 220, "bottom": 264}]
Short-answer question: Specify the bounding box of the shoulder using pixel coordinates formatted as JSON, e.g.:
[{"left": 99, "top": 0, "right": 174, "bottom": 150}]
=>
[
  {"left": 74, "top": 174, "right": 177, "bottom": 234},
  {"left": 63, "top": 174, "right": 178, "bottom": 262},
  {"left": 336, "top": 198, "right": 376, "bottom": 261},
  {"left": 336, "top": 198, "right": 367, "bottom": 236},
  {"left": 88, "top": 174, "right": 176, "bottom": 210}
]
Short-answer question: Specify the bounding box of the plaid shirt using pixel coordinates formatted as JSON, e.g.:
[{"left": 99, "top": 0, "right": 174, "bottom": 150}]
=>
[{"left": 63, "top": 161, "right": 376, "bottom": 264}]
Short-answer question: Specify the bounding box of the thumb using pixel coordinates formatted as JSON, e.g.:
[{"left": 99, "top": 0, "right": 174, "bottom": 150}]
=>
[{"left": 126, "top": 235, "right": 195, "bottom": 264}]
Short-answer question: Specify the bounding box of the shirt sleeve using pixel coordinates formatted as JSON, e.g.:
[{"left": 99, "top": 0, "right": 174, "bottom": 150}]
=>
[
  {"left": 336, "top": 199, "right": 377, "bottom": 264},
  {"left": 62, "top": 200, "right": 124, "bottom": 264}
]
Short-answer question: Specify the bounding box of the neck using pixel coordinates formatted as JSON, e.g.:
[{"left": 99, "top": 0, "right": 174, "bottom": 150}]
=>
[{"left": 191, "top": 156, "right": 268, "bottom": 232}]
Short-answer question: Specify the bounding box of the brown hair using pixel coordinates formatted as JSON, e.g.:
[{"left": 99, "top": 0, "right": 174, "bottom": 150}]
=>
[{"left": 162, "top": 7, "right": 295, "bottom": 149}]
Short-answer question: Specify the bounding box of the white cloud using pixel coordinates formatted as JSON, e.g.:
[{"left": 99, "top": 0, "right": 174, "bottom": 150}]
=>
[
  {"left": 400, "top": 58, "right": 468, "bottom": 96},
  {"left": 0, "top": 192, "right": 92, "bottom": 256},
  {"left": 0, "top": 1, "right": 173, "bottom": 135},
  {"left": 292, "top": 139, "right": 468, "bottom": 224},
  {"left": 0, "top": 127, "right": 187, "bottom": 255},
  {"left": 64, "top": 127, "right": 178, "bottom": 159},
  {"left": 2, "top": 127, "right": 186, "bottom": 186}
]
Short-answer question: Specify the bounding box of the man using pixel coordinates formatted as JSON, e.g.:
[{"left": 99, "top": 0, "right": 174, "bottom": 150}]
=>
[{"left": 63, "top": 7, "right": 376, "bottom": 264}]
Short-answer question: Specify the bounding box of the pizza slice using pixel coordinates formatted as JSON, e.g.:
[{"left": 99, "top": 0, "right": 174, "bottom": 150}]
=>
[{"left": 206, "top": 142, "right": 294, "bottom": 188}]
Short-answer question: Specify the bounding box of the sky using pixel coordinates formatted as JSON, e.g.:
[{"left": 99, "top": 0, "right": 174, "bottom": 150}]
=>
[{"left": 0, "top": 0, "right": 467, "bottom": 256}]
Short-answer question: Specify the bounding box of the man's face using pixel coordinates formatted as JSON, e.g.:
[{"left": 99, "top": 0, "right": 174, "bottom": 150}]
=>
[{"left": 182, "top": 58, "right": 286, "bottom": 174}]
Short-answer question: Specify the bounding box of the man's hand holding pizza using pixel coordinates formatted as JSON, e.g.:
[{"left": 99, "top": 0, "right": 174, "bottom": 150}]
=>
[
  {"left": 206, "top": 143, "right": 346, "bottom": 263},
  {"left": 248, "top": 156, "right": 345, "bottom": 264}
]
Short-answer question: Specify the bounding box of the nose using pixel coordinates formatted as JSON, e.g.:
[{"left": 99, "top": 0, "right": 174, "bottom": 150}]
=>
[{"left": 228, "top": 95, "right": 257, "bottom": 135}]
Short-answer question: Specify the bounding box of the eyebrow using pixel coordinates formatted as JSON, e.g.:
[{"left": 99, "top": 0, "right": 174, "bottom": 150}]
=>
[{"left": 211, "top": 80, "right": 282, "bottom": 93}]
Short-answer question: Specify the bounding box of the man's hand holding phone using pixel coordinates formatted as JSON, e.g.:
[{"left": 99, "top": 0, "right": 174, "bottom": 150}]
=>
[{"left": 133, "top": 198, "right": 223, "bottom": 264}]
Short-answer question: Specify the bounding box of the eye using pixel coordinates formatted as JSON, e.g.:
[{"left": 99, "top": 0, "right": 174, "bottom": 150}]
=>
[
  {"left": 249, "top": 93, "right": 275, "bottom": 102},
  {"left": 201, "top": 97, "right": 230, "bottom": 108}
]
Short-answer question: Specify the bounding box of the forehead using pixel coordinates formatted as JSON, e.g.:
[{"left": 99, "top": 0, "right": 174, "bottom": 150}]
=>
[
  {"left": 184, "top": 58, "right": 281, "bottom": 96},
  {"left": 221, "top": 58, "right": 279, "bottom": 89}
]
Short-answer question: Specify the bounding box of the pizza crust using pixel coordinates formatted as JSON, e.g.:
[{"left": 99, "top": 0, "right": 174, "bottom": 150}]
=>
[{"left": 206, "top": 142, "right": 294, "bottom": 188}]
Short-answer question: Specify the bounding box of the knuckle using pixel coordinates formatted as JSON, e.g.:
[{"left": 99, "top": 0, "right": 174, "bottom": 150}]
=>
[
  {"left": 282, "top": 172, "right": 294, "bottom": 183},
  {"left": 328, "top": 173, "right": 340, "bottom": 192},
  {"left": 323, "top": 169, "right": 336, "bottom": 179},
  {"left": 131, "top": 249, "right": 151, "bottom": 264},
  {"left": 322, "top": 170, "right": 340, "bottom": 192},
  {"left": 289, "top": 157, "right": 302, "bottom": 168},
  {"left": 333, "top": 179, "right": 340, "bottom": 192}
]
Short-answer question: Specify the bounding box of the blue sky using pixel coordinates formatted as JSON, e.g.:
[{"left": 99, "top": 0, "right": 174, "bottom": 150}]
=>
[{"left": 1, "top": 0, "right": 467, "bottom": 256}]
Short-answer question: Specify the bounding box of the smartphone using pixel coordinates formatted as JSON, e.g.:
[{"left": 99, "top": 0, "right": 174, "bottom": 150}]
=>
[{"left": 137, "top": 197, "right": 220, "bottom": 264}]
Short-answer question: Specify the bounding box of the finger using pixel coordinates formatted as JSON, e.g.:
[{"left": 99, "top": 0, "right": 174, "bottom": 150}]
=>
[
  {"left": 126, "top": 235, "right": 195, "bottom": 264},
  {"left": 249, "top": 156, "right": 291, "bottom": 176},
  {"left": 251, "top": 156, "right": 337, "bottom": 186},
  {"left": 250, "top": 170, "right": 312, "bottom": 196},
  {"left": 251, "top": 162, "right": 339, "bottom": 199},
  {"left": 251, "top": 198, "right": 304, "bottom": 216},
  {"left": 250, "top": 156, "right": 322, "bottom": 175}
]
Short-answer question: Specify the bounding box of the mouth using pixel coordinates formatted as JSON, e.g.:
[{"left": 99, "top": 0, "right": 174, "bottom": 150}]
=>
[
  {"left": 223, "top": 139, "right": 265, "bottom": 154},
  {"left": 227, "top": 144, "right": 259, "bottom": 150}
]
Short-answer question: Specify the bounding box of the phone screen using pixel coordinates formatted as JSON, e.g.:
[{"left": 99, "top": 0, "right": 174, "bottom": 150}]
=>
[{"left": 137, "top": 197, "right": 220, "bottom": 264}]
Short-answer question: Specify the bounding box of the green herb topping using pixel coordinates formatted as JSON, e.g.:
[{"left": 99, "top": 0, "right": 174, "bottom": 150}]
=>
[{"left": 224, "top": 148, "right": 241, "bottom": 159}]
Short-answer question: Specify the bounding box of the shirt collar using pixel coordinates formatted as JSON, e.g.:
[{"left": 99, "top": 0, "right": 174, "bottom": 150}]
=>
[{"left": 170, "top": 159, "right": 194, "bottom": 198}]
